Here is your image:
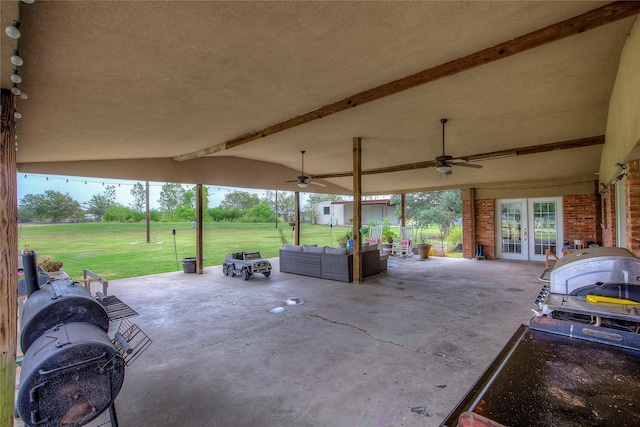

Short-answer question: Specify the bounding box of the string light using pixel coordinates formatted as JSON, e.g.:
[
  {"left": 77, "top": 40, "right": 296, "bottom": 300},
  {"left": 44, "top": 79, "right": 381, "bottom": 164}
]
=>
[
  {"left": 17, "top": 175, "right": 277, "bottom": 201},
  {"left": 11, "top": 69, "right": 22, "bottom": 84},
  {"left": 5, "top": 21, "right": 21, "bottom": 39},
  {"left": 11, "top": 50, "right": 23, "bottom": 66}
]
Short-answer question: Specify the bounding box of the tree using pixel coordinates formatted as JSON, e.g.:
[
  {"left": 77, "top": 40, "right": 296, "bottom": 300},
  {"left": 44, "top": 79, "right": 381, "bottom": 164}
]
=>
[
  {"left": 220, "top": 191, "right": 260, "bottom": 210},
  {"left": 19, "top": 190, "right": 82, "bottom": 222},
  {"left": 104, "top": 204, "right": 137, "bottom": 222},
  {"left": 84, "top": 185, "right": 117, "bottom": 221},
  {"left": 397, "top": 189, "right": 462, "bottom": 231},
  {"left": 241, "top": 203, "right": 276, "bottom": 222},
  {"left": 158, "top": 183, "right": 185, "bottom": 214},
  {"left": 130, "top": 182, "right": 146, "bottom": 212},
  {"left": 19, "top": 193, "right": 49, "bottom": 222},
  {"left": 183, "top": 185, "right": 210, "bottom": 209},
  {"left": 260, "top": 191, "right": 297, "bottom": 222}
]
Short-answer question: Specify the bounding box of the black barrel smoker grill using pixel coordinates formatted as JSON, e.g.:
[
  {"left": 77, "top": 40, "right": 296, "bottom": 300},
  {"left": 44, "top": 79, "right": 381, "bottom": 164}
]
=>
[
  {"left": 17, "top": 253, "right": 151, "bottom": 427},
  {"left": 442, "top": 247, "right": 640, "bottom": 427}
]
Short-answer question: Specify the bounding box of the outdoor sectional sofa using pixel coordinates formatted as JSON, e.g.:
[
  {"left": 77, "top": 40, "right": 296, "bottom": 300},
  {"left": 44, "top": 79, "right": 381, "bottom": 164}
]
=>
[{"left": 279, "top": 243, "right": 384, "bottom": 283}]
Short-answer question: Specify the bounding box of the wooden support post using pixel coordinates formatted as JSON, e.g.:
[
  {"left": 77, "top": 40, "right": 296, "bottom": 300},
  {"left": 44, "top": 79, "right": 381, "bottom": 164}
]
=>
[
  {"left": 295, "top": 192, "right": 301, "bottom": 245},
  {"left": 145, "top": 181, "right": 150, "bottom": 244},
  {"left": 353, "top": 137, "right": 362, "bottom": 284},
  {"left": 196, "top": 184, "right": 204, "bottom": 274},
  {"left": 401, "top": 194, "right": 406, "bottom": 227},
  {"left": 0, "top": 88, "right": 18, "bottom": 427}
]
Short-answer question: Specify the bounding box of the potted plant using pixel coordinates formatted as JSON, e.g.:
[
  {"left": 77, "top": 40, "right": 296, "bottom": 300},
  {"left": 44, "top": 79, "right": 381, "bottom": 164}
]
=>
[
  {"left": 344, "top": 229, "right": 354, "bottom": 248},
  {"left": 416, "top": 232, "right": 432, "bottom": 259},
  {"left": 337, "top": 230, "right": 353, "bottom": 248},
  {"left": 381, "top": 217, "right": 397, "bottom": 243},
  {"left": 382, "top": 228, "right": 398, "bottom": 244}
]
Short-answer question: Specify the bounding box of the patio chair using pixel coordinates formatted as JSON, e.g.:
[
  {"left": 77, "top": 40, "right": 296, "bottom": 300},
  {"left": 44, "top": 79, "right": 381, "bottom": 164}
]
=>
[
  {"left": 368, "top": 226, "right": 383, "bottom": 245},
  {"left": 545, "top": 249, "right": 558, "bottom": 270},
  {"left": 392, "top": 226, "right": 414, "bottom": 256}
]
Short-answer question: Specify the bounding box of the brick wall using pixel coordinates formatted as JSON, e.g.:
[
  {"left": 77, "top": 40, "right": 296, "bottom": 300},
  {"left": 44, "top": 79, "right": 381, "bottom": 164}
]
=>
[
  {"left": 563, "top": 194, "right": 598, "bottom": 246},
  {"left": 601, "top": 185, "right": 616, "bottom": 247},
  {"left": 464, "top": 192, "right": 609, "bottom": 259},
  {"left": 626, "top": 160, "right": 640, "bottom": 257},
  {"left": 462, "top": 199, "right": 473, "bottom": 258},
  {"left": 475, "top": 199, "right": 495, "bottom": 260}
]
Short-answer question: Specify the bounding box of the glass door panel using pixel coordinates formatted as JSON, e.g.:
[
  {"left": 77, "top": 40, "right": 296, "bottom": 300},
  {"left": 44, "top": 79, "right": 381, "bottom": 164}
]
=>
[
  {"left": 498, "top": 200, "right": 527, "bottom": 260},
  {"left": 531, "top": 201, "right": 556, "bottom": 256}
]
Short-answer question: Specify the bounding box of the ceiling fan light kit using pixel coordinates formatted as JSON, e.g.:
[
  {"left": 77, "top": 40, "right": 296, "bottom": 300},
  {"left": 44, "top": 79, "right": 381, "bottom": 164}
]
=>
[
  {"left": 286, "top": 150, "right": 326, "bottom": 188},
  {"left": 432, "top": 118, "right": 482, "bottom": 175},
  {"left": 436, "top": 164, "right": 452, "bottom": 174}
]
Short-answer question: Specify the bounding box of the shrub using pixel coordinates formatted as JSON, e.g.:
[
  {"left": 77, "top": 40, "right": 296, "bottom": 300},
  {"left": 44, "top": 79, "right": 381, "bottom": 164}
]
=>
[
  {"left": 240, "top": 203, "right": 275, "bottom": 223},
  {"left": 446, "top": 225, "right": 462, "bottom": 247},
  {"left": 208, "top": 207, "right": 242, "bottom": 222},
  {"left": 104, "top": 205, "right": 136, "bottom": 222}
]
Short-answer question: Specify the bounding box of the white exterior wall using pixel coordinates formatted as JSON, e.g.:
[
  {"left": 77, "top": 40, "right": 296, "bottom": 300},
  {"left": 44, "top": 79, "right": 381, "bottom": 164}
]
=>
[
  {"left": 315, "top": 202, "right": 344, "bottom": 225},
  {"left": 315, "top": 201, "right": 397, "bottom": 226}
]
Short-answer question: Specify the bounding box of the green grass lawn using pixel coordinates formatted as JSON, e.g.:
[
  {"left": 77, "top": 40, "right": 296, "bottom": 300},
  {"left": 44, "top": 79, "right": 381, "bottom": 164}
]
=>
[
  {"left": 18, "top": 222, "right": 463, "bottom": 280},
  {"left": 17, "top": 222, "right": 357, "bottom": 280}
]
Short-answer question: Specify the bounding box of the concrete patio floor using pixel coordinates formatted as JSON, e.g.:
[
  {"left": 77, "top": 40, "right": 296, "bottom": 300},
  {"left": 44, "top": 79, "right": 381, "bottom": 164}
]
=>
[{"left": 16, "top": 255, "right": 547, "bottom": 427}]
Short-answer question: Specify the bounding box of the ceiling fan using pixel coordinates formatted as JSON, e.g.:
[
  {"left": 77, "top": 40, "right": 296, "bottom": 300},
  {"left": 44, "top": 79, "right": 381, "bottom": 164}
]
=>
[
  {"left": 286, "top": 151, "right": 326, "bottom": 188},
  {"left": 434, "top": 118, "right": 483, "bottom": 175}
]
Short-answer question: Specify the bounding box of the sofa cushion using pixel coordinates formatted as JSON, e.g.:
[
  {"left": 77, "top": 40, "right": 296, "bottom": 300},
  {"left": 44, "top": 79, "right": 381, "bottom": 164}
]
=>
[
  {"left": 325, "top": 247, "right": 347, "bottom": 255},
  {"left": 304, "top": 246, "right": 325, "bottom": 254},
  {"left": 283, "top": 244, "right": 303, "bottom": 251}
]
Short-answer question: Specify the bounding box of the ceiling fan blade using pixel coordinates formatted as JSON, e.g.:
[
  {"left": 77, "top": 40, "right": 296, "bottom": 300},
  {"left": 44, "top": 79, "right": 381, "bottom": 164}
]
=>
[
  {"left": 310, "top": 181, "right": 326, "bottom": 187},
  {"left": 449, "top": 158, "right": 468, "bottom": 164},
  {"left": 454, "top": 162, "right": 483, "bottom": 169}
]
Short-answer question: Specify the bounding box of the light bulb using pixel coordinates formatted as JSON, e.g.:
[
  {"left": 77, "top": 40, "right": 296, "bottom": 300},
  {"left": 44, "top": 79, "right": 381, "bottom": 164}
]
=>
[
  {"left": 436, "top": 164, "right": 452, "bottom": 174},
  {"left": 21, "top": 0, "right": 36, "bottom": 4},
  {"left": 11, "top": 50, "right": 23, "bottom": 66},
  {"left": 5, "top": 21, "right": 21, "bottom": 39},
  {"left": 14, "top": 111, "right": 22, "bottom": 119},
  {"left": 11, "top": 84, "right": 21, "bottom": 96},
  {"left": 11, "top": 70, "right": 22, "bottom": 84},
  {"left": 297, "top": 182, "right": 308, "bottom": 188},
  {"left": 19, "top": 92, "right": 28, "bottom": 100}
]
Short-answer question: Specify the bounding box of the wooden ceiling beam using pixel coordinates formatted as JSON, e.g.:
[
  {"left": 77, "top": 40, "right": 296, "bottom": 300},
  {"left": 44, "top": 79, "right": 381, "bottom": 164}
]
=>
[
  {"left": 174, "top": 2, "right": 639, "bottom": 162},
  {"left": 311, "top": 135, "right": 605, "bottom": 179}
]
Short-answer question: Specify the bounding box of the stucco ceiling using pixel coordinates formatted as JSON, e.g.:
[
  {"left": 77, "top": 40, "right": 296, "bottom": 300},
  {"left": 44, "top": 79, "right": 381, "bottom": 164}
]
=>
[{"left": 2, "top": 1, "right": 638, "bottom": 195}]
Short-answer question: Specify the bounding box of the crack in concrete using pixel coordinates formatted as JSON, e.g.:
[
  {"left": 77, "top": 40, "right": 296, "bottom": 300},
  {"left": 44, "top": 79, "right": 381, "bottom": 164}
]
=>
[{"left": 308, "top": 313, "right": 477, "bottom": 366}]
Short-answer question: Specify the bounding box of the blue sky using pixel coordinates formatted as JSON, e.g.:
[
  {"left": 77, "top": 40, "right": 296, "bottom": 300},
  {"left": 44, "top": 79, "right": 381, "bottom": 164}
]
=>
[{"left": 17, "top": 174, "right": 271, "bottom": 209}]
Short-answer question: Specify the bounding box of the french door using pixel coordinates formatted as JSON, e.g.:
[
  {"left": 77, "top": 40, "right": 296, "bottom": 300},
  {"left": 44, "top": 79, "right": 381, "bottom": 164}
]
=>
[{"left": 496, "top": 198, "right": 562, "bottom": 261}]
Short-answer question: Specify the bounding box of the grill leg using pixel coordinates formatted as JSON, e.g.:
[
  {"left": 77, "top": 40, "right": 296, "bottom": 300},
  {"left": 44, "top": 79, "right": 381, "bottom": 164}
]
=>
[{"left": 109, "top": 403, "right": 119, "bottom": 427}]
